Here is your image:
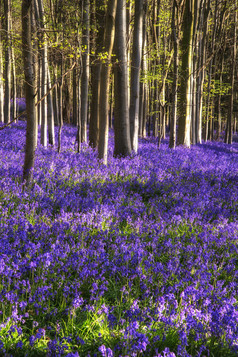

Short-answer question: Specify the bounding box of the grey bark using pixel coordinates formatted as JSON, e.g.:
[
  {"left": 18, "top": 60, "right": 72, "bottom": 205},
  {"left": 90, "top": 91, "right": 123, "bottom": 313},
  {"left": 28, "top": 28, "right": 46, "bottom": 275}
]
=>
[
  {"left": 81, "top": 0, "right": 90, "bottom": 143},
  {"left": 47, "top": 66, "right": 55, "bottom": 145},
  {"left": 89, "top": 0, "right": 104, "bottom": 148},
  {"left": 129, "top": 0, "right": 143, "bottom": 153},
  {"left": 22, "top": 0, "right": 37, "bottom": 185},
  {"left": 0, "top": 29, "right": 4, "bottom": 123},
  {"left": 113, "top": 0, "right": 131, "bottom": 158},
  {"left": 177, "top": 0, "right": 194, "bottom": 147},
  {"left": 226, "top": 7, "right": 236, "bottom": 144},
  {"left": 98, "top": 0, "right": 117, "bottom": 164},
  {"left": 35, "top": 0, "right": 48, "bottom": 147},
  {"left": 169, "top": 0, "right": 178, "bottom": 148},
  {"left": 195, "top": 0, "right": 210, "bottom": 144},
  {"left": 4, "top": 0, "right": 11, "bottom": 124}
]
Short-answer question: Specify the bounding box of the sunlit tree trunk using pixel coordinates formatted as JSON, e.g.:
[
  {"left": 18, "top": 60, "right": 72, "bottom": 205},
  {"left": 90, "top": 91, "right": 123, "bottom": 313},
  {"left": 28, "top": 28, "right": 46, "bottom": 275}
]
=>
[
  {"left": 177, "top": 0, "right": 194, "bottom": 147},
  {"left": 10, "top": 12, "right": 17, "bottom": 122},
  {"left": 53, "top": 66, "right": 59, "bottom": 126},
  {"left": 4, "top": 0, "right": 11, "bottom": 124},
  {"left": 217, "top": 55, "right": 223, "bottom": 139},
  {"left": 196, "top": 0, "right": 210, "bottom": 144},
  {"left": 58, "top": 61, "right": 63, "bottom": 153},
  {"left": 22, "top": 0, "right": 37, "bottom": 185},
  {"left": 226, "top": 6, "right": 236, "bottom": 144},
  {"left": 113, "top": 0, "right": 131, "bottom": 158},
  {"left": 0, "top": 25, "right": 4, "bottom": 123},
  {"left": 169, "top": 0, "right": 178, "bottom": 148},
  {"left": 72, "top": 64, "right": 78, "bottom": 127},
  {"left": 47, "top": 66, "right": 55, "bottom": 146},
  {"left": 98, "top": 0, "right": 117, "bottom": 164},
  {"left": 152, "top": 1, "right": 159, "bottom": 139},
  {"left": 81, "top": 0, "right": 90, "bottom": 143},
  {"left": 89, "top": 0, "right": 104, "bottom": 148},
  {"left": 129, "top": 0, "right": 143, "bottom": 153},
  {"left": 31, "top": 9, "right": 38, "bottom": 148},
  {"left": 206, "top": 1, "right": 217, "bottom": 142},
  {"left": 35, "top": 0, "right": 48, "bottom": 146}
]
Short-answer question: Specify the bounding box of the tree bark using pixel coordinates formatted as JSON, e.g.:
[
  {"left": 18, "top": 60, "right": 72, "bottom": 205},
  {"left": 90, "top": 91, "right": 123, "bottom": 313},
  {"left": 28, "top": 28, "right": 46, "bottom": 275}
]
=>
[
  {"left": 129, "top": 0, "right": 144, "bottom": 153},
  {"left": 35, "top": 0, "right": 48, "bottom": 147},
  {"left": 169, "top": 0, "right": 178, "bottom": 148},
  {"left": 0, "top": 24, "right": 4, "bottom": 123},
  {"left": 113, "top": 0, "right": 131, "bottom": 158},
  {"left": 177, "top": 0, "right": 194, "bottom": 147},
  {"left": 98, "top": 0, "right": 117, "bottom": 164},
  {"left": 89, "top": 0, "right": 104, "bottom": 148},
  {"left": 226, "top": 6, "right": 236, "bottom": 144},
  {"left": 81, "top": 0, "right": 90, "bottom": 143},
  {"left": 196, "top": 0, "right": 210, "bottom": 144},
  {"left": 22, "top": 0, "right": 37, "bottom": 185},
  {"left": 4, "top": 0, "right": 11, "bottom": 124},
  {"left": 47, "top": 66, "right": 55, "bottom": 145}
]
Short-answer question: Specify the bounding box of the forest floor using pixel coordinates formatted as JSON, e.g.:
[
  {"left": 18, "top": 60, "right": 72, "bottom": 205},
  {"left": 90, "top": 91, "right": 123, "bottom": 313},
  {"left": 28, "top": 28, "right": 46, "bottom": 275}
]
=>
[{"left": 0, "top": 122, "right": 238, "bottom": 357}]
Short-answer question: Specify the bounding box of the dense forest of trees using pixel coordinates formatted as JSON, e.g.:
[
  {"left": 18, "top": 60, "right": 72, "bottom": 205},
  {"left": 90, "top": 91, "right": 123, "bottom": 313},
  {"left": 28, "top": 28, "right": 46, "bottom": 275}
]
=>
[{"left": 0, "top": 0, "right": 237, "bottom": 183}]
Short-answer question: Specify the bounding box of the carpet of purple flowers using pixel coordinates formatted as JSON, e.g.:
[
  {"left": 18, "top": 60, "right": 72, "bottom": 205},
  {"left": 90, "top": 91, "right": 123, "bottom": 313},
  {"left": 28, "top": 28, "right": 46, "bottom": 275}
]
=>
[{"left": 0, "top": 122, "right": 238, "bottom": 357}]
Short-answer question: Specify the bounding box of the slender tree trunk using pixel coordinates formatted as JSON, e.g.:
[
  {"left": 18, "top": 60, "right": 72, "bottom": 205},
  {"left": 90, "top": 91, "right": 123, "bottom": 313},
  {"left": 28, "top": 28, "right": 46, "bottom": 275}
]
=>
[
  {"left": 47, "top": 66, "right": 55, "bottom": 145},
  {"left": 53, "top": 66, "right": 59, "bottom": 126},
  {"left": 98, "top": 0, "right": 117, "bottom": 164},
  {"left": 58, "top": 63, "right": 63, "bottom": 153},
  {"left": 129, "top": 0, "right": 143, "bottom": 153},
  {"left": 217, "top": 54, "right": 223, "bottom": 139},
  {"left": 22, "top": 0, "right": 37, "bottom": 185},
  {"left": 113, "top": 0, "right": 131, "bottom": 157},
  {"left": 139, "top": 80, "right": 144, "bottom": 137},
  {"left": 109, "top": 77, "right": 114, "bottom": 129},
  {"left": 81, "top": 0, "right": 90, "bottom": 143},
  {"left": 77, "top": 68, "right": 82, "bottom": 153},
  {"left": 89, "top": 0, "right": 104, "bottom": 148},
  {"left": 152, "top": 1, "right": 159, "bottom": 139},
  {"left": 160, "top": 32, "right": 167, "bottom": 140},
  {"left": 0, "top": 27, "right": 4, "bottom": 123},
  {"left": 196, "top": 0, "right": 210, "bottom": 144},
  {"left": 153, "top": 78, "right": 159, "bottom": 137},
  {"left": 63, "top": 72, "right": 70, "bottom": 124},
  {"left": 37, "top": 57, "right": 42, "bottom": 126},
  {"left": 72, "top": 65, "right": 78, "bottom": 127},
  {"left": 226, "top": 7, "right": 236, "bottom": 144},
  {"left": 35, "top": 0, "right": 48, "bottom": 147},
  {"left": 169, "top": 0, "right": 178, "bottom": 148},
  {"left": 4, "top": 0, "right": 11, "bottom": 124},
  {"left": 177, "top": 0, "right": 194, "bottom": 147},
  {"left": 31, "top": 9, "right": 38, "bottom": 148},
  {"left": 11, "top": 21, "right": 17, "bottom": 122}
]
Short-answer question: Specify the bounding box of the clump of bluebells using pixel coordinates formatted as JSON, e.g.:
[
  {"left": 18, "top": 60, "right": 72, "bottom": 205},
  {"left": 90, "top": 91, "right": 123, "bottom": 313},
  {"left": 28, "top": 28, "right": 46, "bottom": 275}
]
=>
[{"left": 0, "top": 122, "right": 238, "bottom": 356}]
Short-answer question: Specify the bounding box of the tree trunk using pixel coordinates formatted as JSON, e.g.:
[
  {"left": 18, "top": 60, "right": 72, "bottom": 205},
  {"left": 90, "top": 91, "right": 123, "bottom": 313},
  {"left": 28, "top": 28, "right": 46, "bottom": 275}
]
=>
[
  {"left": 4, "top": 0, "right": 11, "bottom": 124},
  {"left": 0, "top": 26, "right": 4, "bottom": 123},
  {"left": 217, "top": 54, "right": 223, "bottom": 139},
  {"left": 81, "top": 0, "right": 90, "bottom": 143},
  {"left": 35, "top": 0, "right": 48, "bottom": 147},
  {"left": 47, "top": 66, "right": 55, "bottom": 145},
  {"left": 113, "top": 0, "right": 131, "bottom": 158},
  {"left": 58, "top": 64, "right": 63, "bottom": 153},
  {"left": 196, "top": 0, "right": 210, "bottom": 144},
  {"left": 53, "top": 66, "right": 59, "bottom": 126},
  {"left": 169, "top": 0, "right": 178, "bottom": 148},
  {"left": 89, "top": 0, "right": 104, "bottom": 148},
  {"left": 129, "top": 0, "right": 143, "bottom": 153},
  {"left": 72, "top": 65, "right": 78, "bottom": 127},
  {"left": 98, "top": 0, "right": 117, "bottom": 164},
  {"left": 22, "top": 0, "right": 37, "bottom": 185},
  {"left": 226, "top": 7, "right": 236, "bottom": 144},
  {"left": 177, "top": 0, "right": 194, "bottom": 147}
]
